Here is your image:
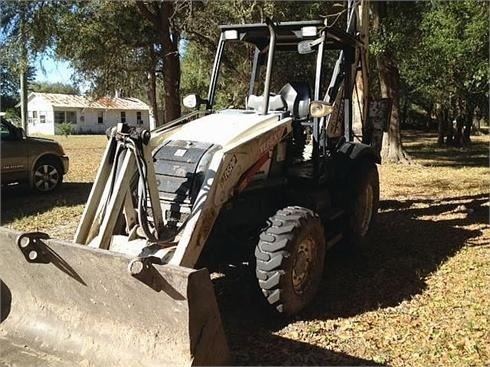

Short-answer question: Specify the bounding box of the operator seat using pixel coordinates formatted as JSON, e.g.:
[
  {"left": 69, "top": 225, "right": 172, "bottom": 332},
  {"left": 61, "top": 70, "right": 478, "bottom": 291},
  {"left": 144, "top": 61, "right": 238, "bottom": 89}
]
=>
[
  {"left": 278, "top": 82, "right": 311, "bottom": 120},
  {"left": 278, "top": 82, "right": 312, "bottom": 165},
  {"left": 247, "top": 94, "right": 287, "bottom": 113}
]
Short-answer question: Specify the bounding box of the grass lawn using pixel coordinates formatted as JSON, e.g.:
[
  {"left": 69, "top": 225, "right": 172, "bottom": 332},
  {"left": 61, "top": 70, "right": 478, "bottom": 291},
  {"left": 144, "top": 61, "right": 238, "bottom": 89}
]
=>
[{"left": 1, "top": 130, "right": 489, "bottom": 366}]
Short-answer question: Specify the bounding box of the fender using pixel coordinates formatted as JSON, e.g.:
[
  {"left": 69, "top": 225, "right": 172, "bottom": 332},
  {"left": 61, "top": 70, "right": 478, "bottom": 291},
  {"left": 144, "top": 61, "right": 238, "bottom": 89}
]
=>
[
  {"left": 170, "top": 117, "right": 292, "bottom": 268},
  {"left": 337, "top": 141, "right": 381, "bottom": 164}
]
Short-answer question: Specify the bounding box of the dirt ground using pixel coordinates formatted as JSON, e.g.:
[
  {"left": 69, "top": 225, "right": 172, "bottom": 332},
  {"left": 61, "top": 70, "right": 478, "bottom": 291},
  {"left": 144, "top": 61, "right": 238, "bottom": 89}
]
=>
[{"left": 1, "top": 131, "right": 489, "bottom": 366}]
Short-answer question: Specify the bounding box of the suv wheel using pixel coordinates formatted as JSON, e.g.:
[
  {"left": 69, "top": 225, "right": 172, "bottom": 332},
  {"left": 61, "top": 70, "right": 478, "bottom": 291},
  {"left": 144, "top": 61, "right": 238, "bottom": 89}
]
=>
[{"left": 32, "top": 158, "right": 63, "bottom": 193}]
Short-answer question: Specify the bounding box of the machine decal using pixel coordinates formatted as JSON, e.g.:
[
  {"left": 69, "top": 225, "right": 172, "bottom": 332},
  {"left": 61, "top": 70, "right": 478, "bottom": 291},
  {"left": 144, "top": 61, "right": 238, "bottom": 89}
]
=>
[
  {"left": 220, "top": 154, "right": 238, "bottom": 184},
  {"left": 236, "top": 152, "right": 271, "bottom": 193},
  {"left": 197, "top": 207, "right": 217, "bottom": 247},
  {"left": 258, "top": 126, "right": 287, "bottom": 155},
  {"left": 174, "top": 149, "right": 187, "bottom": 157}
]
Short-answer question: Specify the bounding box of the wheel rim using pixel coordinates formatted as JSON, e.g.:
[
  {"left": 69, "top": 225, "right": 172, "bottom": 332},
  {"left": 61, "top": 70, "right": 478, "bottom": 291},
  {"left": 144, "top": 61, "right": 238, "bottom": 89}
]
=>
[
  {"left": 34, "top": 164, "right": 59, "bottom": 192},
  {"left": 292, "top": 237, "right": 315, "bottom": 294},
  {"left": 358, "top": 183, "right": 373, "bottom": 237}
]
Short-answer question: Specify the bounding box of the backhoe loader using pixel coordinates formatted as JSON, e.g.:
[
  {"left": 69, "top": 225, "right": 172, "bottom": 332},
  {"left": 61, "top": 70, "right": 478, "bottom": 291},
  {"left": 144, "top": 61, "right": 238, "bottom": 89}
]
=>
[{"left": 0, "top": 1, "right": 384, "bottom": 365}]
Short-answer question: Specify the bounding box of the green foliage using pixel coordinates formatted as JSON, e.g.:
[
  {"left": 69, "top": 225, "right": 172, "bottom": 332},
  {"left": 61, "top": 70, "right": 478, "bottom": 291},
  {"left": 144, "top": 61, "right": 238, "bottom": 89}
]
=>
[
  {"left": 370, "top": 0, "right": 489, "bottom": 123},
  {"left": 3, "top": 109, "right": 22, "bottom": 127},
  {"left": 4, "top": 0, "right": 485, "bottom": 126},
  {"left": 418, "top": 0, "right": 489, "bottom": 104},
  {"left": 181, "top": 0, "right": 332, "bottom": 109},
  {"left": 180, "top": 42, "right": 212, "bottom": 103},
  {"left": 0, "top": 41, "right": 36, "bottom": 108},
  {"left": 52, "top": 1, "right": 157, "bottom": 99},
  {"left": 0, "top": 1, "right": 62, "bottom": 72},
  {"left": 1, "top": 1, "right": 59, "bottom": 110},
  {"left": 30, "top": 81, "right": 80, "bottom": 95},
  {"left": 57, "top": 122, "right": 73, "bottom": 137},
  {"left": 2, "top": 0, "right": 343, "bottom": 118},
  {"left": 4, "top": 108, "right": 20, "bottom": 119}
]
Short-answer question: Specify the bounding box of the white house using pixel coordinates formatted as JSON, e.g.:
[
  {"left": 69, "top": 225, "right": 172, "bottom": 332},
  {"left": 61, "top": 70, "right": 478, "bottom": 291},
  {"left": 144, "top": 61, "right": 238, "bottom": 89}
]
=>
[{"left": 25, "top": 93, "right": 154, "bottom": 135}]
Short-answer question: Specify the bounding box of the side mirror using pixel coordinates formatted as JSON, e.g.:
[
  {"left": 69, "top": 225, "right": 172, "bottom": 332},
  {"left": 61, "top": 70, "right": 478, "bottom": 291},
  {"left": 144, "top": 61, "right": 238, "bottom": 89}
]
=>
[
  {"left": 298, "top": 35, "right": 324, "bottom": 55},
  {"left": 298, "top": 40, "right": 315, "bottom": 55},
  {"left": 183, "top": 94, "right": 205, "bottom": 109},
  {"left": 309, "top": 101, "right": 333, "bottom": 118}
]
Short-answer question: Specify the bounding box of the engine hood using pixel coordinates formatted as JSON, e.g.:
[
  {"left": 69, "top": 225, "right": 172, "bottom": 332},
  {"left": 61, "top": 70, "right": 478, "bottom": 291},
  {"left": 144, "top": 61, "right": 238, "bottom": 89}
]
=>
[
  {"left": 27, "top": 136, "right": 58, "bottom": 145},
  {"left": 168, "top": 109, "right": 282, "bottom": 147}
]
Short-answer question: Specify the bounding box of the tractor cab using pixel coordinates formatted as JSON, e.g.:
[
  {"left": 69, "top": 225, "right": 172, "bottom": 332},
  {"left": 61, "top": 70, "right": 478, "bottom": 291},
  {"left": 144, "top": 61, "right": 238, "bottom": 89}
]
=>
[{"left": 184, "top": 19, "right": 366, "bottom": 181}]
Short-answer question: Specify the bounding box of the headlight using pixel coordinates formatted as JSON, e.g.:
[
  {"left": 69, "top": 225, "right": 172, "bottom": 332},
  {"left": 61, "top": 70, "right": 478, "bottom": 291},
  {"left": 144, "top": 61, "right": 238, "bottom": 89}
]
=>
[{"left": 309, "top": 101, "right": 333, "bottom": 118}]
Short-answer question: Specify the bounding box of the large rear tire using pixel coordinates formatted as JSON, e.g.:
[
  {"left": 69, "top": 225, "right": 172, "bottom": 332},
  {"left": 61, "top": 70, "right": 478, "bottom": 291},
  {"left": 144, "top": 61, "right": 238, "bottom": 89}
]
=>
[
  {"left": 255, "top": 206, "right": 325, "bottom": 316},
  {"left": 344, "top": 161, "right": 379, "bottom": 246}
]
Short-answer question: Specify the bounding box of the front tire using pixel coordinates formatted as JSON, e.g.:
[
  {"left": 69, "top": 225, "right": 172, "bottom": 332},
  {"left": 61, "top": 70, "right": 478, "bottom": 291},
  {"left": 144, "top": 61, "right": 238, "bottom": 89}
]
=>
[
  {"left": 32, "top": 158, "right": 63, "bottom": 193},
  {"left": 255, "top": 206, "right": 326, "bottom": 316}
]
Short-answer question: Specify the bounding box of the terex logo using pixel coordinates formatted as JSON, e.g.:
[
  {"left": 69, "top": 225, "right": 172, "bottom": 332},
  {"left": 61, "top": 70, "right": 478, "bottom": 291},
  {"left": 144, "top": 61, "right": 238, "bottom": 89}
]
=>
[{"left": 258, "top": 126, "right": 287, "bottom": 155}]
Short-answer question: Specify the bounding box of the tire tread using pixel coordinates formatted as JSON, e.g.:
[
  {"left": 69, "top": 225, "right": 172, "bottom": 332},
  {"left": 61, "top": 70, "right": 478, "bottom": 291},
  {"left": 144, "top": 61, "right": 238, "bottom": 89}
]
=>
[{"left": 255, "top": 206, "right": 320, "bottom": 313}]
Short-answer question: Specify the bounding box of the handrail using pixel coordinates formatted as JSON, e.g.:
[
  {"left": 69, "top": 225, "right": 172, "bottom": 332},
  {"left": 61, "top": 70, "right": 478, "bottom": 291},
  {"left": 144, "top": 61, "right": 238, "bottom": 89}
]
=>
[{"left": 261, "top": 18, "right": 277, "bottom": 115}]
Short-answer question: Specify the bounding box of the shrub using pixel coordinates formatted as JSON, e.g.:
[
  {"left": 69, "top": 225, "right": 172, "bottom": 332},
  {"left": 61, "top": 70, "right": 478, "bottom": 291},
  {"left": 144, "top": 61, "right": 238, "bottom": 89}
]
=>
[{"left": 57, "top": 122, "right": 73, "bottom": 137}]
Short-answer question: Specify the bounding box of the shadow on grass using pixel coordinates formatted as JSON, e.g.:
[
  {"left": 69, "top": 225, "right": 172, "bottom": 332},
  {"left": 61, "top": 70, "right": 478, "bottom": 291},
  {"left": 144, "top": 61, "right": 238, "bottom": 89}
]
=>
[
  {"left": 380, "top": 193, "right": 489, "bottom": 221},
  {"left": 213, "top": 194, "right": 485, "bottom": 364},
  {"left": 402, "top": 131, "right": 489, "bottom": 168},
  {"left": 0, "top": 182, "right": 93, "bottom": 225},
  {"left": 231, "top": 332, "right": 384, "bottom": 366},
  {"left": 215, "top": 263, "right": 384, "bottom": 364}
]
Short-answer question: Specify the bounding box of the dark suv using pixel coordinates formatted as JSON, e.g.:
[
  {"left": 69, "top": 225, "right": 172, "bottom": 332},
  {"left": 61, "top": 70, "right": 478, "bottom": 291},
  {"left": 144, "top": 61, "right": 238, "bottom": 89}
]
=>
[{"left": 1, "top": 116, "right": 69, "bottom": 192}]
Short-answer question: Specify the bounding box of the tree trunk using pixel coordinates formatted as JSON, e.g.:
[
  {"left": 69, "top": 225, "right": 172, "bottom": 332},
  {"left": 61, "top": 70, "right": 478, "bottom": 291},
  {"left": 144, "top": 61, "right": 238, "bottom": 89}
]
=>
[
  {"left": 20, "top": 4, "right": 28, "bottom": 133},
  {"left": 425, "top": 104, "right": 432, "bottom": 131},
  {"left": 147, "top": 70, "right": 159, "bottom": 129},
  {"left": 454, "top": 115, "right": 464, "bottom": 147},
  {"left": 377, "top": 53, "right": 410, "bottom": 163},
  {"left": 463, "top": 105, "right": 472, "bottom": 145},
  {"left": 472, "top": 106, "right": 482, "bottom": 135},
  {"left": 436, "top": 103, "right": 446, "bottom": 146},
  {"left": 400, "top": 96, "right": 409, "bottom": 127},
  {"left": 453, "top": 97, "right": 465, "bottom": 147},
  {"left": 373, "top": 1, "right": 410, "bottom": 164},
  {"left": 146, "top": 46, "right": 159, "bottom": 129},
  {"left": 136, "top": 1, "right": 181, "bottom": 123},
  {"left": 160, "top": 2, "right": 181, "bottom": 123}
]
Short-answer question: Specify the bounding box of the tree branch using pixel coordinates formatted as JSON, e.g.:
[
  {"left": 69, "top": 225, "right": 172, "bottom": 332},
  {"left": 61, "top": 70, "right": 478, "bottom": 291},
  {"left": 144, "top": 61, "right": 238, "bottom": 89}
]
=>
[{"left": 135, "top": 2, "right": 158, "bottom": 29}]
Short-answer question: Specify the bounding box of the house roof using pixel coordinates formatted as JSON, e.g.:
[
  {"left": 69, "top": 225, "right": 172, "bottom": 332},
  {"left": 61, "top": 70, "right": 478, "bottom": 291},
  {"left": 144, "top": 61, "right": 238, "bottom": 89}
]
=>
[{"left": 27, "top": 92, "right": 149, "bottom": 110}]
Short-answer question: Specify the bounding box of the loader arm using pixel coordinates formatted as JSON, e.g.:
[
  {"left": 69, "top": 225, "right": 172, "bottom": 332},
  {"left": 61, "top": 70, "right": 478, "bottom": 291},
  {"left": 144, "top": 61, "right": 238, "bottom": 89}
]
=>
[
  {"left": 76, "top": 109, "right": 292, "bottom": 269},
  {"left": 74, "top": 124, "right": 165, "bottom": 249}
]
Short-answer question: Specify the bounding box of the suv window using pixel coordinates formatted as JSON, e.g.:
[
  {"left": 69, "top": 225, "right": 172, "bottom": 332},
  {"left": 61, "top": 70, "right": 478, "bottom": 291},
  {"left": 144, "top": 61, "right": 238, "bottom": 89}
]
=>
[{"left": 0, "top": 120, "right": 16, "bottom": 141}]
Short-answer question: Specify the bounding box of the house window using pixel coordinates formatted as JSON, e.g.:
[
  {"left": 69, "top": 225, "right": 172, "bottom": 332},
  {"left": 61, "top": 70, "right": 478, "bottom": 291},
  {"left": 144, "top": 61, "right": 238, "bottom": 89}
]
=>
[
  {"left": 98, "top": 111, "right": 104, "bottom": 124},
  {"left": 121, "top": 111, "right": 126, "bottom": 124},
  {"left": 40, "top": 115, "right": 46, "bottom": 123},
  {"left": 54, "top": 111, "right": 77, "bottom": 124},
  {"left": 136, "top": 111, "right": 142, "bottom": 124},
  {"left": 32, "top": 111, "right": 38, "bottom": 118},
  {"left": 66, "top": 111, "right": 76, "bottom": 124},
  {"left": 54, "top": 111, "right": 65, "bottom": 124}
]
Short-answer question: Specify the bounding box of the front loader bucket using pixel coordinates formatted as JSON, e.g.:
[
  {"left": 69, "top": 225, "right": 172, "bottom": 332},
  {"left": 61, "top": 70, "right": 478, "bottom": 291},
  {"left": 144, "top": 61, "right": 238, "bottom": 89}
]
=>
[{"left": 0, "top": 228, "right": 230, "bottom": 366}]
